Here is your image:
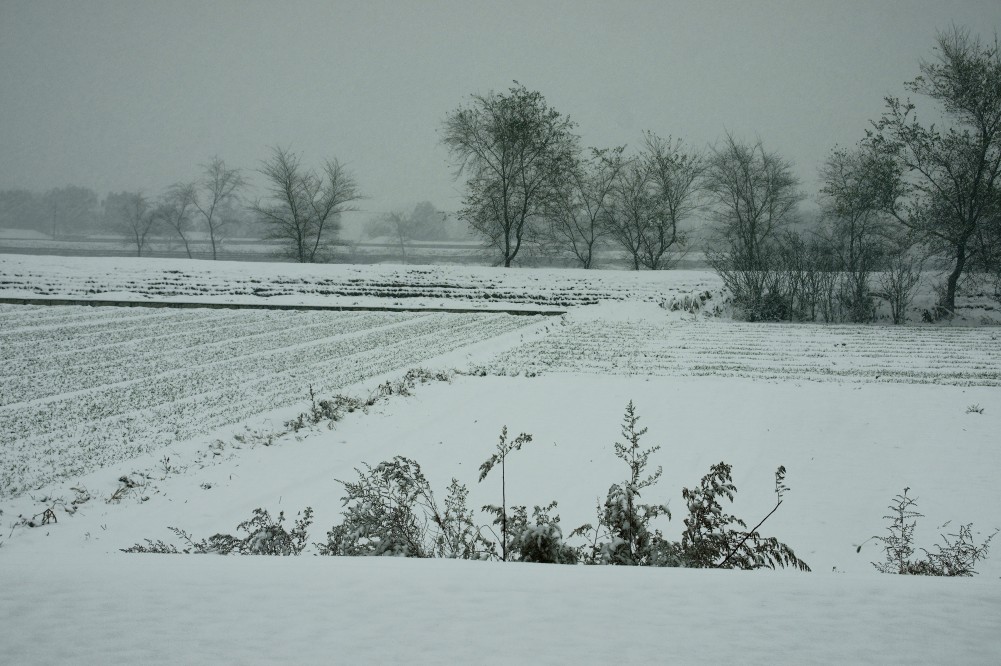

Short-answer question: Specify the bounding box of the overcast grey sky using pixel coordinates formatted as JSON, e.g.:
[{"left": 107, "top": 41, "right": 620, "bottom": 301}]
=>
[{"left": 2, "top": 0, "right": 999, "bottom": 222}]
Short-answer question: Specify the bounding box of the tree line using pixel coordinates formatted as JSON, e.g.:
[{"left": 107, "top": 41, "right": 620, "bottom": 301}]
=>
[
  {"left": 0, "top": 159, "right": 256, "bottom": 258},
  {"left": 1, "top": 27, "right": 997, "bottom": 319},
  {"left": 441, "top": 27, "right": 1001, "bottom": 319},
  {"left": 0, "top": 150, "right": 459, "bottom": 264}
]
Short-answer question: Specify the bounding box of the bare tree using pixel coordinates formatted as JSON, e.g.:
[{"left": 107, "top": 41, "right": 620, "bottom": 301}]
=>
[
  {"left": 604, "top": 136, "right": 701, "bottom": 271},
  {"left": 192, "top": 157, "right": 244, "bottom": 260},
  {"left": 639, "top": 133, "right": 705, "bottom": 269},
  {"left": 703, "top": 133, "right": 803, "bottom": 318},
  {"left": 369, "top": 211, "right": 412, "bottom": 263},
  {"left": 158, "top": 183, "right": 198, "bottom": 258},
  {"left": 252, "top": 146, "right": 362, "bottom": 263},
  {"left": 870, "top": 27, "right": 1001, "bottom": 315},
  {"left": 879, "top": 251, "right": 924, "bottom": 324},
  {"left": 705, "top": 132, "right": 802, "bottom": 266},
  {"left": 544, "top": 146, "right": 626, "bottom": 268},
  {"left": 818, "top": 145, "right": 900, "bottom": 321},
  {"left": 109, "top": 191, "right": 159, "bottom": 256},
  {"left": 442, "top": 82, "right": 578, "bottom": 267},
  {"left": 605, "top": 159, "right": 657, "bottom": 270}
]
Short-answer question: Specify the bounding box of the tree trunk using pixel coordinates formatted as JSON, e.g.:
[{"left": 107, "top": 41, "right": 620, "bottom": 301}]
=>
[{"left": 941, "top": 242, "right": 967, "bottom": 315}]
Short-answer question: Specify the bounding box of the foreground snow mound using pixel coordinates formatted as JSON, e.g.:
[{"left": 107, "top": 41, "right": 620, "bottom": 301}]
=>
[{"left": 1, "top": 552, "right": 998, "bottom": 665}]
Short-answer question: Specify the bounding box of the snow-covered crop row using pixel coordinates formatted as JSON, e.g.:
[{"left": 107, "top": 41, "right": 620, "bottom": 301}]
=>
[
  {"left": 0, "top": 254, "right": 720, "bottom": 309},
  {"left": 491, "top": 316, "right": 1001, "bottom": 385},
  {"left": 0, "top": 306, "right": 539, "bottom": 498},
  {"left": 1, "top": 310, "right": 416, "bottom": 403}
]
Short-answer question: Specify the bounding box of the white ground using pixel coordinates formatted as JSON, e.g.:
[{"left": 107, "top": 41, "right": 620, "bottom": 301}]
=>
[
  {"left": 0, "top": 253, "right": 721, "bottom": 311},
  {"left": 1, "top": 256, "right": 999, "bottom": 664}
]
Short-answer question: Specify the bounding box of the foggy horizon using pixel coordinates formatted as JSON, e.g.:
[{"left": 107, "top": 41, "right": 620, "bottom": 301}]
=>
[{"left": 2, "top": 0, "right": 1000, "bottom": 222}]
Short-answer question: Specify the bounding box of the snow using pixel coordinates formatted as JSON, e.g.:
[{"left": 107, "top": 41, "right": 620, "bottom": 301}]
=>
[
  {"left": 0, "top": 229, "right": 51, "bottom": 240},
  {"left": 0, "top": 253, "right": 719, "bottom": 312},
  {"left": 3, "top": 552, "right": 998, "bottom": 664},
  {"left": 0, "top": 305, "right": 540, "bottom": 496},
  {"left": 2, "top": 255, "right": 1000, "bottom": 664}
]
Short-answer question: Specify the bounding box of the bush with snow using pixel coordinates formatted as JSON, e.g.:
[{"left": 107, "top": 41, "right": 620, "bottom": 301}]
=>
[
  {"left": 317, "top": 403, "right": 809, "bottom": 570},
  {"left": 318, "top": 456, "right": 493, "bottom": 559},
  {"left": 123, "top": 507, "right": 313, "bottom": 556},
  {"left": 573, "top": 402, "right": 809, "bottom": 570},
  {"left": 863, "top": 488, "right": 997, "bottom": 577}
]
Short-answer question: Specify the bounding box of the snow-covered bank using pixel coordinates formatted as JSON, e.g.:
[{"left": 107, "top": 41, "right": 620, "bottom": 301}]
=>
[{"left": 3, "top": 551, "right": 998, "bottom": 665}]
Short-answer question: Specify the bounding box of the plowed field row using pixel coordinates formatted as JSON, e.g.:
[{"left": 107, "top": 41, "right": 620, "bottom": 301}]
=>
[
  {"left": 1, "top": 306, "right": 539, "bottom": 497},
  {"left": 491, "top": 319, "right": 1001, "bottom": 385}
]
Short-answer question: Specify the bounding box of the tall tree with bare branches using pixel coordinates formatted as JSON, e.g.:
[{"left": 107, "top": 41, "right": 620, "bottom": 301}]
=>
[
  {"left": 605, "top": 159, "right": 658, "bottom": 270},
  {"left": 158, "top": 182, "right": 198, "bottom": 258},
  {"left": 639, "top": 132, "right": 705, "bottom": 269},
  {"left": 818, "top": 145, "right": 901, "bottom": 321},
  {"left": 192, "top": 157, "right": 244, "bottom": 260},
  {"left": 109, "top": 191, "right": 159, "bottom": 257},
  {"left": 442, "top": 82, "right": 578, "bottom": 267},
  {"left": 252, "top": 146, "right": 362, "bottom": 263},
  {"left": 703, "top": 133, "right": 803, "bottom": 318},
  {"left": 543, "top": 146, "right": 627, "bottom": 268},
  {"left": 869, "top": 27, "right": 1001, "bottom": 315}
]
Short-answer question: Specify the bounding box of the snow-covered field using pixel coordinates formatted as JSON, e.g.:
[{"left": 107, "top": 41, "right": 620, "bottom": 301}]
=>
[
  {"left": 0, "top": 233, "right": 498, "bottom": 264},
  {"left": 0, "top": 254, "right": 719, "bottom": 310},
  {"left": 0, "top": 304, "right": 541, "bottom": 497},
  {"left": 1, "top": 255, "right": 999, "bottom": 664},
  {"left": 497, "top": 304, "right": 1001, "bottom": 385}
]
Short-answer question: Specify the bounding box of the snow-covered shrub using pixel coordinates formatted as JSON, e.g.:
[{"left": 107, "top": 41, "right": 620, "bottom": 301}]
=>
[
  {"left": 286, "top": 389, "right": 367, "bottom": 433},
  {"left": 573, "top": 403, "right": 808, "bottom": 570},
  {"left": 483, "top": 501, "right": 577, "bottom": 564},
  {"left": 122, "top": 507, "right": 313, "bottom": 555},
  {"left": 286, "top": 369, "right": 454, "bottom": 433},
  {"left": 679, "top": 463, "right": 809, "bottom": 570},
  {"left": 864, "top": 488, "right": 997, "bottom": 576},
  {"left": 106, "top": 474, "right": 150, "bottom": 504},
  {"left": 478, "top": 426, "right": 536, "bottom": 561},
  {"left": 572, "top": 401, "right": 674, "bottom": 566},
  {"left": 661, "top": 290, "right": 727, "bottom": 317},
  {"left": 319, "top": 456, "right": 493, "bottom": 559},
  {"left": 377, "top": 368, "right": 454, "bottom": 397}
]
